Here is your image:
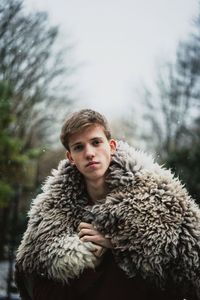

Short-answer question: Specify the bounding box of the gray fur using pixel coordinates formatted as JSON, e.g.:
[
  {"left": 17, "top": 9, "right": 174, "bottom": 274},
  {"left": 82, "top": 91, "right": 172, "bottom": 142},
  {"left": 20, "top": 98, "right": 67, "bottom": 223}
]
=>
[{"left": 16, "top": 141, "right": 200, "bottom": 296}]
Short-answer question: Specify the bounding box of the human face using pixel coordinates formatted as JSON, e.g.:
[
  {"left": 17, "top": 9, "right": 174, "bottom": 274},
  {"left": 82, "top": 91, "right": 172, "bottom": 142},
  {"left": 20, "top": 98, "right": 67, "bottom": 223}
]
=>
[{"left": 66, "top": 125, "right": 116, "bottom": 185}]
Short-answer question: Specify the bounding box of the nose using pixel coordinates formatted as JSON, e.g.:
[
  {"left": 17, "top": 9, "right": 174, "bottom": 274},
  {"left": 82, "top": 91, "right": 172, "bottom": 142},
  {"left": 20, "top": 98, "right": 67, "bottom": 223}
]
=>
[{"left": 85, "top": 144, "right": 95, "bottom": 160}]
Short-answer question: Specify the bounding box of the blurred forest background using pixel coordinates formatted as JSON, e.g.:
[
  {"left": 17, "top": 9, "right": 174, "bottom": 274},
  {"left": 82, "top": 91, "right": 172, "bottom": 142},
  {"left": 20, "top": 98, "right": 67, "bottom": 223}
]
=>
[{"left": 0, "top": 0, "right": 200, "bottom": 298}]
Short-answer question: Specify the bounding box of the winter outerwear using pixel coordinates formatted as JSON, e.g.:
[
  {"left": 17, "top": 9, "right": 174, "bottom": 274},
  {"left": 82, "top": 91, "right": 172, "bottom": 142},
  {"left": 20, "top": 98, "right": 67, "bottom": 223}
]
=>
[
  {"left": 30, "top": 251, "right": 185, "bottom": 300},
  {"left": 15, "top": 141, "right": 200, "bottom": 299}
]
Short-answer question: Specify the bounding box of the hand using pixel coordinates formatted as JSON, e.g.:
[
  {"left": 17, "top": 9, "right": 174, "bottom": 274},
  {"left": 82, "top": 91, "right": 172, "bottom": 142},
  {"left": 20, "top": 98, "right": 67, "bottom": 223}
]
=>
[{"left": 78, "top": 222, "right": 113, "bottom": 249}]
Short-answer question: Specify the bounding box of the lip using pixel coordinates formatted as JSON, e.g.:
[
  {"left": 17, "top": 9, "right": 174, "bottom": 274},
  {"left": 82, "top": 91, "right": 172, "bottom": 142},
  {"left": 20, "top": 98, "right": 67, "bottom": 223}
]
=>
[{"left": 86, "top": 161, "right": 99, "bottom": 167}]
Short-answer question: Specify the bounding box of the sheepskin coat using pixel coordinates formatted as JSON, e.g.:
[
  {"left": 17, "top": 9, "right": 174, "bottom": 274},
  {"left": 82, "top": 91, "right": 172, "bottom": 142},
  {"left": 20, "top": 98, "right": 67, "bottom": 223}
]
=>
[{"left": 15, "top": 141, "right": 200, "bottom": 299}]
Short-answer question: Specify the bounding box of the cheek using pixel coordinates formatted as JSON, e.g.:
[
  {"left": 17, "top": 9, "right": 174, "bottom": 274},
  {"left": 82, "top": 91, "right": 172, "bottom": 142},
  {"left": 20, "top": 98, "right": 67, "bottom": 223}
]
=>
[
  {"left": 71, "top": 155, "right": 81, "bottom": 168},
  {"left": 74, "top": 159, "right": 82, "bottom": 168},
  {"left": 102, "top": 149, "right": 112, "bottom": 164},
  {"left": 73, "top": 162, "right": 83, "bottom": 174}
]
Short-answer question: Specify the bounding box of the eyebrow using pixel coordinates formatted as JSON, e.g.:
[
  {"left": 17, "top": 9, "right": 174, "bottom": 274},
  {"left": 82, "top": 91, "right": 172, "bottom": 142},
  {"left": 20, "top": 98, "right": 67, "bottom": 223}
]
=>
[{"left": 70, "top": 137, "right": 103, "bottom": 147}]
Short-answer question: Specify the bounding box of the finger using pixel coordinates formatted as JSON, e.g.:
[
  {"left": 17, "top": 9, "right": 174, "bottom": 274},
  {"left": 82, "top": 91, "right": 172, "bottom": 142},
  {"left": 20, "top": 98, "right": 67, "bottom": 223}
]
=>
[
  {"left": 80, "top": 235, "right": 112, "bottom": 249},
  {"left": 80, "top": 235, "right": 103, "bottom": 244},
  {"left": 94, "top": 248, "right": 104, "bottom": 258},
  {"left": 80, "top": 235, "right": 97, "bottom": 243},
  {"left": 93, "top": 245, "right": 106, "bottom": 258},
  {"left": 78, "top": 222, "right": 93, "bottom": 231},
  {"left": 90, "top": 244, "right": 102, "bottom": 253},
  {"left": 78, "top": 229, "right": 97, "bottom": 238}
]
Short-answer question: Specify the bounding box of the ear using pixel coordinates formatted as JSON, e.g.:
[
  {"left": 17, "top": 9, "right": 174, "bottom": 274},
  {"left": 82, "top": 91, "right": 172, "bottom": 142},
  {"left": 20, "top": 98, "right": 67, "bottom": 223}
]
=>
[
  {"left": 66, "top": 151, "right": 74, "bottom": 164},
  {"left": 109, "top": 139, "right": 117, "bottom": 154}
]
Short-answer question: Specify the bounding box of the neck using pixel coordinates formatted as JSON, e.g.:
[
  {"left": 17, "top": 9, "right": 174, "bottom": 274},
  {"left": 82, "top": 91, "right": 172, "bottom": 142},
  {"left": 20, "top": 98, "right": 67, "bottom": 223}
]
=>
[{"left": 85, "top": 178, "right": 108, "bottom": 203}]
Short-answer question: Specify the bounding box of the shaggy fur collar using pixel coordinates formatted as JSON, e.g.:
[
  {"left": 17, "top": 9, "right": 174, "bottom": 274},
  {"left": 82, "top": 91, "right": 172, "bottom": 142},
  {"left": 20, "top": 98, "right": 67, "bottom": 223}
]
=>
[{"left": 16, "top": 141, "right": 200, "bottom": 297}]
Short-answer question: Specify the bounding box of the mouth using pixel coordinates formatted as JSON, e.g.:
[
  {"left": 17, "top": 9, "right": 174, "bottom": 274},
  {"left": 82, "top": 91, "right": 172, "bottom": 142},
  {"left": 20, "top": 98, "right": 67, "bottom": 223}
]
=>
[{"left": 86, "top": 161, "right": 99, "bottom": 167}]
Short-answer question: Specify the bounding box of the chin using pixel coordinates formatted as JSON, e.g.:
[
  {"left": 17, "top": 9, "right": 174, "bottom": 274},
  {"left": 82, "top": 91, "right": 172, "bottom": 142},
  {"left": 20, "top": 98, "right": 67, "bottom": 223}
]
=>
[{"left": 87, "top": 171, "right": 105, "bottom": 181}]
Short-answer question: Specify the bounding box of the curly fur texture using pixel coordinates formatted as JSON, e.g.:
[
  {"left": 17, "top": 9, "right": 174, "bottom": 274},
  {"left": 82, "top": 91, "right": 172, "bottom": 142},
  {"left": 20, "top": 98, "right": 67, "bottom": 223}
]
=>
[{"left": 16, "top": 141, "right": 200, "bottom": 297}]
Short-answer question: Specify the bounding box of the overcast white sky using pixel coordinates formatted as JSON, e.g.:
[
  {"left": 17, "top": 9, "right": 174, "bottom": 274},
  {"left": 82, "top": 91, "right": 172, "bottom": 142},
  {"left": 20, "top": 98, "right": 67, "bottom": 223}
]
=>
[{"left": 25, "top": 0, "right": 198, "bottom": 119}]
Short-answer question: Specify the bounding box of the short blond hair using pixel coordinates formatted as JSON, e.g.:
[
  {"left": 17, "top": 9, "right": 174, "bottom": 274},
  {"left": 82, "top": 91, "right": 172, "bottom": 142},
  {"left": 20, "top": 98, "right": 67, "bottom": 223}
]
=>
[{"left": 60, "top": 109, "right": 111, "bottom": 150}]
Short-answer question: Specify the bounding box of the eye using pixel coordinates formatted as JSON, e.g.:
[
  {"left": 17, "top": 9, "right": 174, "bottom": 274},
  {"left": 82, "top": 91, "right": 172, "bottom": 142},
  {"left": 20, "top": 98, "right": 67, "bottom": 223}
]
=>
[
  {"left": 73, "top": 144, "right": 83, "bottom": 152},
  {"left": 92, "top": 139, "right": 101, "bottom": 146}
]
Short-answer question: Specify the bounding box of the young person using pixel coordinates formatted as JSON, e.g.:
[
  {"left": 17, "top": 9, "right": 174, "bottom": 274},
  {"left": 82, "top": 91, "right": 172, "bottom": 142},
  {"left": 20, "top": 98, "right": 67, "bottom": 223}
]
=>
[{"left": 15, "top": 109, "right": 200, "bottom": 300}]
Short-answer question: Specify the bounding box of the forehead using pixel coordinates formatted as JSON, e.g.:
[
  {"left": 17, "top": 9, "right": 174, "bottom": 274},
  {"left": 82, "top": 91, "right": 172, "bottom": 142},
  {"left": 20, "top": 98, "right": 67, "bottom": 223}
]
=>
[{"left": 68, "top": 125, "right": 107, "bottom": 145}]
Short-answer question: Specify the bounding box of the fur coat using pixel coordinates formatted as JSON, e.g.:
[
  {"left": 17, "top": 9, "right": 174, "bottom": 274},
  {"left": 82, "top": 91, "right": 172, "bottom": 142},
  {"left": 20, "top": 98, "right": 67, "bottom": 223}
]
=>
[{"left": 15, "top": 141, "right": 200, "bottom": 298}]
